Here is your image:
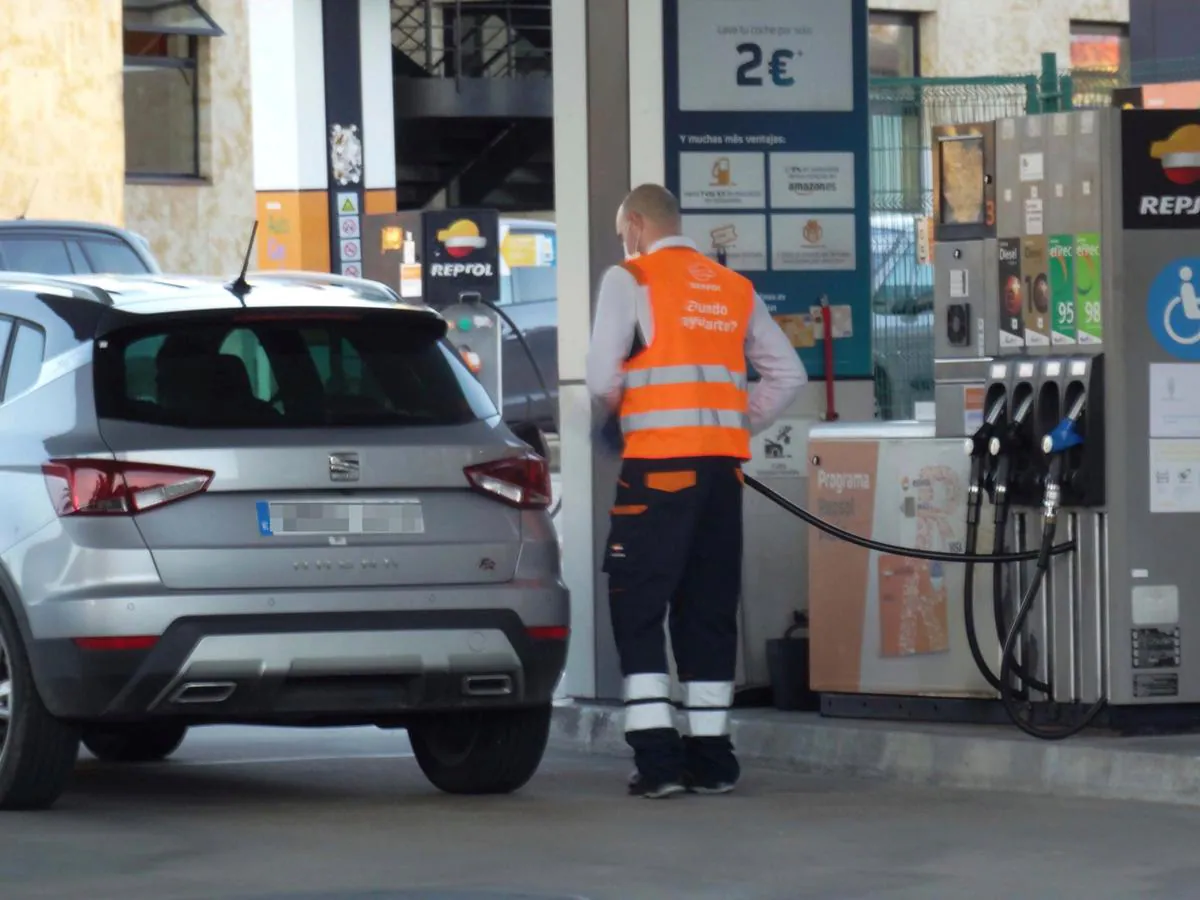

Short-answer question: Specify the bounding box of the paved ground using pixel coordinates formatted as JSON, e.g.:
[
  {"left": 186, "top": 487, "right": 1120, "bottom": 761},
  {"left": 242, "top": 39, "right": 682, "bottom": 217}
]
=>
[{"left": 3, "top": 726, "right": 1200, "bottom": 900}]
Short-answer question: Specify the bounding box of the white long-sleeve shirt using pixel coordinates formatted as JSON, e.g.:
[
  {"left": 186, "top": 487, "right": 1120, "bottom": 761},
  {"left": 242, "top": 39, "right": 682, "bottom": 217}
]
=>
[{"left": 585, "top": 236, "right": 806, "bottom": 435}]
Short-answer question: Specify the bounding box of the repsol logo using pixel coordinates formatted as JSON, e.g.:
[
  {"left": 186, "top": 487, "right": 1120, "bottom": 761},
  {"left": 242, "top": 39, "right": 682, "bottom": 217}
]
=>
[
  {"left": 429, "top": 262, "right": 495, "bottom": 278},
  {"left": 817, "top": 470, "right": 872, "bottom": 494},
  {"left": 1139, "top": 196, "right": 1200, "bottom": 216},
  {"left": 999, "top": 246, "right": 1019, "bottom": 263}
]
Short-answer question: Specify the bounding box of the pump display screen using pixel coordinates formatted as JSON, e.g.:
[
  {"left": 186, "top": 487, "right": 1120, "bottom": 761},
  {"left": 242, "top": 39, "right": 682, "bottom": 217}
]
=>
[{"left": 938, "top": 136, "right": 986, "bottom": 226}]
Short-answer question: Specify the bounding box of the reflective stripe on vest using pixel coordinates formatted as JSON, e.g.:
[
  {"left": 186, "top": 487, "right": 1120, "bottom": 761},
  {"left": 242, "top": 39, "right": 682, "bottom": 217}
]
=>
[
  {"left": 624, "top": 364, "right": 748, "bottom": 391},
  {"left": 622, "top": 408, "right": 750, "bottom": 433}
]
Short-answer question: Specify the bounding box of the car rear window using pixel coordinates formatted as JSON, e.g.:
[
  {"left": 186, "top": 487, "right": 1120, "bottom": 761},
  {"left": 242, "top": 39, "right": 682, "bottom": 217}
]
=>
[
  {"left": 0, "top": 237, "right": 73, "bottom": 275},
  {"left": 79, "top": 237, "right": 151, "bottom": 274},
  {"left": 94, "top": 311, "right": 498, "bottom": 428}
]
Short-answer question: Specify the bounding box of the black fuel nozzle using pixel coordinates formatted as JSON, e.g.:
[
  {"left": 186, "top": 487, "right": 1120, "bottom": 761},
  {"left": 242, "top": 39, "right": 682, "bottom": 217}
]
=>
[
  {"left": 964, "top": 394, "right": 1008, "bottom": 460},
  {"left": 964, "top": 396, "right": 1007, "bottom": 527},
  {"left": 987, "top": 392, "right": 1037, "bottom": 503}
]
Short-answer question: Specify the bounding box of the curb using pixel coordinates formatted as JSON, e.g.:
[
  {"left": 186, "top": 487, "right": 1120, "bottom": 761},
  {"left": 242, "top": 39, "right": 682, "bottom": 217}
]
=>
[{"left": 550, "top": 701, "right": 1200, "bottom": 807}]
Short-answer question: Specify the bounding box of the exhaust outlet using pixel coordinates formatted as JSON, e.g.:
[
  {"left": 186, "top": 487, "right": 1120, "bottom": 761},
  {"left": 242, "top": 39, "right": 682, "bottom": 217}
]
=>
[
  {"left": 170, "top": 681, "right": 237, "bottom": 704},
  {"left": 462, "top": 674, "right": 514, "bottom": 697}
]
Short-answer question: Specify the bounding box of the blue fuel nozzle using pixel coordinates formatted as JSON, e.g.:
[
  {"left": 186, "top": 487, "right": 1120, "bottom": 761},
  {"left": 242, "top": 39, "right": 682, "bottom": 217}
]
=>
[{"left": 1041, "top": 417, "right": 1084, "bottom": 456}]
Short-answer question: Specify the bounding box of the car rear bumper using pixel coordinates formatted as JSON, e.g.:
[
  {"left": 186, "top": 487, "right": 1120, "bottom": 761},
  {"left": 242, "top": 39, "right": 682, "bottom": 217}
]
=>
[{"left": 29, "top": 608, "right": 568, "bottom": 724}]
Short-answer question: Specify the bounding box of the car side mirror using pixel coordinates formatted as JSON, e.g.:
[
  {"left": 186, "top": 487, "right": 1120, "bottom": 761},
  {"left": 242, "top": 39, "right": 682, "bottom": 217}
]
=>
[{"left": 511, "top": 420, "right": 549, "bottom": 459}]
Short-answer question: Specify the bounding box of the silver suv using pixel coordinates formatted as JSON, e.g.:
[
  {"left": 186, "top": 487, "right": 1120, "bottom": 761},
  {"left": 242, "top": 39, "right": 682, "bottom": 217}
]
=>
[{"left": 0, "top": 271, "right": 568, "bottom": 810}]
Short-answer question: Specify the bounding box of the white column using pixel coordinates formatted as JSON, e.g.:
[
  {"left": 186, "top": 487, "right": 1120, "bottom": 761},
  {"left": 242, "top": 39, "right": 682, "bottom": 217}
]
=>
[
  {"left": 552, "top": 0, "right": 633, "bottom": 700},
  {"left": 359, "top": 0, "right": 397, "bottom": 204},
  {"left": 628, "top": 0, "right": 665, "bottom": 187},
  {"left": 248, "top": 0, "right": 327, "bottom": 193}
]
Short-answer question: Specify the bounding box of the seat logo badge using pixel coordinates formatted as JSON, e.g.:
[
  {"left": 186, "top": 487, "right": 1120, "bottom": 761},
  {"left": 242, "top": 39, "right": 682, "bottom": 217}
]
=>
[{"left": 329, "top": 452, "right": 360, "bottom": 482}]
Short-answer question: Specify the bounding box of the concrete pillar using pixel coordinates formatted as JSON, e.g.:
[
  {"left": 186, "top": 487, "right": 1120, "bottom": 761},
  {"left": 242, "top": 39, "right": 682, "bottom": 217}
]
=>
[
  {"left": 249, "top": 0, "right": 331, "bottom": 271},
  {"left": 249, "top": 0, "right": 396, "bottom": 274},
  {"left": 552, "top": 0, "right": 632, "bottom": 700},
  {"left": 359, "top": 0, "right": 399, "bottom": 217}
]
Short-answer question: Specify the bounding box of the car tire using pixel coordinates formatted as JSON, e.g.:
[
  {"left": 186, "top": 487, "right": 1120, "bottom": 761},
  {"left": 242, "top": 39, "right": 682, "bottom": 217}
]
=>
[
  {"left": 0, "top": 600, "right": 81, "bottom": 811},
  {"left": 408, "top": 705, "right": 552, "bottom": 796},
  {"left": 82, "top": 723, "right": 188, "bottom": 764}
]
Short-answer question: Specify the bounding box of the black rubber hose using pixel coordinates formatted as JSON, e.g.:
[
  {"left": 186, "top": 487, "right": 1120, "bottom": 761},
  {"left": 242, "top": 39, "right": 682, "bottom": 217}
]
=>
[
  {"left": 998, "top": 472, "right": 1107, "bottom": 740},
  {"left": 476, "top": 298, "right": 562, "bottom": 519},
  {"left": 962, "top": 518, "right": 1010, "bottom": 695},
  {"left": 962, "top": 456, "right": 1006, "bottom": 694},
  {"left": 990, "top": 472, "right": 1052, "bottom": 695},
  {"left": 961, "top": 458, "right": 1050, "bottom": 697},
  {"left": 742, "top": 473, "right": 1075, "bottom": 564}
]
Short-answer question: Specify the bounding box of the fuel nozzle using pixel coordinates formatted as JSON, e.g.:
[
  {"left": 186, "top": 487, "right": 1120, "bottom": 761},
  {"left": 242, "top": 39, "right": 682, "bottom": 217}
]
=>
[
  {"left": 1041, "top": 392, "right": 1086, "bottom": 457},
  {"left": 1039, "top": 393, "right": 1084, "bottom": 522},
  {"left": 963, "top": 394, "right": 1008, "bottom": 459},
  {"left": 963, "top": 395, "right": 1007, "bottom": 526},
  {"left": 989, "top": 393, "right": 1034, "bottom": 460}
]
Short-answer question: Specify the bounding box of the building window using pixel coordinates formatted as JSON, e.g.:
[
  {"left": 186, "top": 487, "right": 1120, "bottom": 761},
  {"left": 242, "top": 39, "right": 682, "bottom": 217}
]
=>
[
  {"left": 869, "top": 12, "right": 920, "bottom": 79},
  {"left": 123, "top": 1, "right": 224, "bottom": 180},
  {"left": 1070, "top": 21, "right": 1130, "bottom": 75}
]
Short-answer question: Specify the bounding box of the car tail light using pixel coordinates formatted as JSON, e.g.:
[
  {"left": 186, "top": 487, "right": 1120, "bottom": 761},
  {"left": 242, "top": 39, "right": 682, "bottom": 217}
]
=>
[
  {"left": 464, "top": 453, "right": 551, "bottom": 510},
  {"left": 72, "top": 636, "right": 158, "bottom": 651},
  {"left": 42, "top": 459, "right": 214, "bottom": 516},
  {"left": 527, "top": 625, "right": 569, "bottom": 641}
]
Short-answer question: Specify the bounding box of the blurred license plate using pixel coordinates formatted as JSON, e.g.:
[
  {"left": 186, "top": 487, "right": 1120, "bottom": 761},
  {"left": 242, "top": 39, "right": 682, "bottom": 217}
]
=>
[{"left": 256, "top": 500, "right": 424, "bottom": 537}]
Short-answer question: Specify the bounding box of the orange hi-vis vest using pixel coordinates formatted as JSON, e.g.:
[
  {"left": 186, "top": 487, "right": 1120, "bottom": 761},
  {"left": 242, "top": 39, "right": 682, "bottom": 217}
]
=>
[{"left": 619, "top": 246, "right": 754, "bottom": 460}]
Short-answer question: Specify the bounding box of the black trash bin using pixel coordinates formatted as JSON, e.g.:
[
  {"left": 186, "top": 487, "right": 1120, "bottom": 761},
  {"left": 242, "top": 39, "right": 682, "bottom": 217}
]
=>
[{"left": 766, "top": 611, "right": 819, "bottom": 712}]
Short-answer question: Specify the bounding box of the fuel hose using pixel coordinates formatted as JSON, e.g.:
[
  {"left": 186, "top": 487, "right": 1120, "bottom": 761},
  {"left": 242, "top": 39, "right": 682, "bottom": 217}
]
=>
[
  {"left": 742, "top": 473, "right": 1074, "bottom": 564},
  {"left": 998, "top": 460, "right": 1107, "bottom": 740}
]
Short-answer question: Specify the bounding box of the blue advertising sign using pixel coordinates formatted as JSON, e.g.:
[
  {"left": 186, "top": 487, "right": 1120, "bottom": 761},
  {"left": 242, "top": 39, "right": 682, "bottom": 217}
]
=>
[{"left": 662, "top": 0, "right": 872, "bottom": 378}]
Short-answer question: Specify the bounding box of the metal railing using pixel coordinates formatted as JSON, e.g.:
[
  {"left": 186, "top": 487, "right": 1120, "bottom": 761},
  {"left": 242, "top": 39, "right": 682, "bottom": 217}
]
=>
[
  {"left": 391, "top": 0, "right": 551, "bottom": 80},
  {"left": 868, "top": 75, "right": 1037, "bottom": 419}
]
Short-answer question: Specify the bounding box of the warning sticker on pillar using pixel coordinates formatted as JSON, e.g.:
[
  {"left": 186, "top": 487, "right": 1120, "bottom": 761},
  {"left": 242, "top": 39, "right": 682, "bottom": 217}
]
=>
[{"left": 662, "top": 0, "right": 872, "bottom": 378}]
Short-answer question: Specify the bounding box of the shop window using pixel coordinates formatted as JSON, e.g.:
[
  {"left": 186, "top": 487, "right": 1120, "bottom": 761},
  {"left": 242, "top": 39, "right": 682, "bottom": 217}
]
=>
[
  {"left": 869, "top": 12, "right": 919, "bottom": 79},
  {"left": 1070, "top": 21, "right": 1130, "bottom": 74},
  {"left": 122, "top": 1, "right": 224, "bottom": 180}
]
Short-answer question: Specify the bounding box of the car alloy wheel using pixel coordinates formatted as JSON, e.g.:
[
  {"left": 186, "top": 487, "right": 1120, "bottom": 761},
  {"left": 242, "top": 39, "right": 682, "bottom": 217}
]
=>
[{"left": 0, "top": 628, "right": 11, "bottom": 764}]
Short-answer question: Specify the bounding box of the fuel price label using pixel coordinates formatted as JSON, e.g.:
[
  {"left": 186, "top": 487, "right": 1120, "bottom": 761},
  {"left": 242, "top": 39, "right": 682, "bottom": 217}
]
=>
[
  {"left": 1075, "top": 232, "right": 1103, "bottom": 345},
  {"left": 1049, "top": 234, "right": 1077, "bottom": 345}
]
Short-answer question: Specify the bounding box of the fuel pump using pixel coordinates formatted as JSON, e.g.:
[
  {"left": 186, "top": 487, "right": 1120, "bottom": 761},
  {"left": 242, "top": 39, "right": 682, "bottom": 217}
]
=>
[{"left": 998, "top": 388, "right": 1106, "bottom": 740}]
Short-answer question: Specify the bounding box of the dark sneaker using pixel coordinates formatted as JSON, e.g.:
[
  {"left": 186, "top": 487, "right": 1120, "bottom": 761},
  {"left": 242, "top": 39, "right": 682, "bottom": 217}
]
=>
[{"left": 627, "top": 772, "right": 686, "bottom": 799}]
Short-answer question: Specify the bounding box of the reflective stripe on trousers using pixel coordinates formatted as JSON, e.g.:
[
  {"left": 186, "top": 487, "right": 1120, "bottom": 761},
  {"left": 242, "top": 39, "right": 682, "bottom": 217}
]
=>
[
  {"left": 621, "top": 408, "right": 750, "bottom": 433},
  {"left": 624, "top": 364, "right": 748, "bottom": 391},
  {"left": 683, "top": 681, "right": 733, "bottom": 738},
  {"left": 624, "top": 672, "right": 674, "bottom": 733}
]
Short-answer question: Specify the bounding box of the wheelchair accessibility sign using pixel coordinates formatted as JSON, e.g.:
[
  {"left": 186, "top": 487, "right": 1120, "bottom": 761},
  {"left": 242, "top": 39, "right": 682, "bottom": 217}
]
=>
[{"left": 1148, "top": 259, "right": 1200, "bottom": 360}]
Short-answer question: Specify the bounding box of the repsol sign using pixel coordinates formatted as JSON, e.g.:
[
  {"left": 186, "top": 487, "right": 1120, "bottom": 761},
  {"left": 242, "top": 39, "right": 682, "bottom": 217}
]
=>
[
  {"left": 1138, "top": 196, "right": 1200, "bottom": 217},
  {"left": 419, "top": 208, "right": 502, "bottom": 308},
  {"left": 428, "top": 262, "right": 495, "bottom": 278},
  {"left": 1121, "top": 111, "right": 1200, "bottom": 231}
]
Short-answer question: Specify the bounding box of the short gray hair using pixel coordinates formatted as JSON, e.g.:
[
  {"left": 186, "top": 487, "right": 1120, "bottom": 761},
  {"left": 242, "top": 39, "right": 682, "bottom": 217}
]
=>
[{"left": 621, "top": 184, "right": 681, "bottom": 228}]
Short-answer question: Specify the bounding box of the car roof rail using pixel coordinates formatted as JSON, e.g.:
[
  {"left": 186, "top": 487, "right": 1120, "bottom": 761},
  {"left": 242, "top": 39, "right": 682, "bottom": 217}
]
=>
[
  {"left": 245, "top": 270, "right": 403, "bottom": 305},
  {"left": 0, "top": 272, "right": 114, "bottom": 305}
]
